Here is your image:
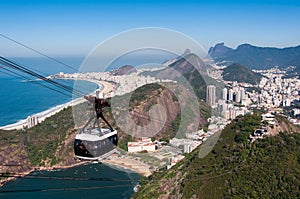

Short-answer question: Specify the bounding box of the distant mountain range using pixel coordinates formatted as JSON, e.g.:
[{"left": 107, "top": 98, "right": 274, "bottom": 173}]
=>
[{"left": 208, "top": 43, "right": 300, "bottom": 70}]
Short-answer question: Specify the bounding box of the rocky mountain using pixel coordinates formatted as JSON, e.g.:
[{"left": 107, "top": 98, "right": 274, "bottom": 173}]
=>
[
  {"left": 114, "top": 51, "right": 217, "bottom": 147},
  {"left": 143, "top": 50, "right": 222, "bottom": 101},
  {"left": 208, "top": 43, "right": 300, "bottom": 70},
  {"left": 112, "top": 83, "right": 181, "bottom": 145},
  {"left": 208, "top": 42, "right": 233, "bottom": 59},
  {"left": 222, "top": 63, "right": 263, "bottom": 84}
]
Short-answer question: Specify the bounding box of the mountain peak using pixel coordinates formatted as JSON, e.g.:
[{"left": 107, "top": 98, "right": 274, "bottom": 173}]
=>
[
  {"left": 208, "top": 43, "right": 233, "bottom": 59},
  {"left": 236, "top": 43, "right": 254, "bottom": 49},
  {"left": 183, "top": 48, "right": 191, "bottom": 56}
]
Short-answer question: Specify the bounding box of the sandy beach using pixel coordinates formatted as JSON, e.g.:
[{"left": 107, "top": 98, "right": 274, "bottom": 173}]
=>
[
  {"left": 102, "top": 156, "right": 152, "bottom": 177},
  {"left": 0, "top": 79, "right": 115, "bottom": 131}
]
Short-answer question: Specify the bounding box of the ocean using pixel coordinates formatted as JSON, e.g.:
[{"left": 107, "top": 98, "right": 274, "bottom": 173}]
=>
[
  {"left": 0, "top": 57, "right": 86, "bottom": 126},
  {"left": 0, "top": 163, "right": 140, "bottom": 199},
  {"left": 0, "top": 77, "right": 100, "bottom": 126}
]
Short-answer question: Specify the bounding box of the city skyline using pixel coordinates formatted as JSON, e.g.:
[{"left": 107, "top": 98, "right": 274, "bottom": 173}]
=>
[{"left": 1, "top": 0, "right": 300, "bottom": 57}]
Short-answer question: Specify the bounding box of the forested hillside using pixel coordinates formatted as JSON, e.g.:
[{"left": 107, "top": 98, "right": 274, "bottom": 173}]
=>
[{"left": 133, "top": 114, "right": 300, "bottom": 198}]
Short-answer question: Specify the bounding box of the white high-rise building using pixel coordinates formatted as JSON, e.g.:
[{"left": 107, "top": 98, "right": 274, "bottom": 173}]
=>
[
  {"left": 206, "top": 85, "right": 216, "bottom": 107},
  {"left": 240, "top": 87, "right": 246, "bottom": 101},
  {"left": 235, "top": 90, "right": 241, "bottom": 103},
  {"left": 27, "top": 115, "right": 39, "bottom": 128},
  {"left": 184, "top": 144, "right": 192, "bottom": 153},
  {"left": 228, "top": 89, "right": 234, "bottom": 101},
  {"left": 223, "top": 88, "right": 228, "bottom": 100},
  {"left": 283, "top": 98, "right": 291, "bottom": 107}
]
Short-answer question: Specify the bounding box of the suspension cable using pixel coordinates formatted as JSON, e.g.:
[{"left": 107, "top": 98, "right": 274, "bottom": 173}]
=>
[
  {"left": 0, "top": 33, "right": 79, "bottom": 72},
  {"left": 0, "top": 57, "right": 85, "bottom": 97},
  {"left": 0, "top": 66, "right": 73, "bottom": 97}
]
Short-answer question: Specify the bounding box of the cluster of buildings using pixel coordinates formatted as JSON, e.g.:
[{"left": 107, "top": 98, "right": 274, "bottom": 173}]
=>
[
  {"left": 125, "top": 115, "right": 229, "bottom": 170},
  {"left": 54, "top": 68, "right": 175, "bottom": 97},
  {"left": 204, "top": 66, "right": 300, "bottom": 146},
  {"left": 206, "top": 81, "right": 248, "bottom": 107},
  {"left": 255, "top": 68, "right": 300, "bottom": 108},
  {"left": 206, "top": 84, "right": 250, "bottom": 120},
  {"left": 169, "top": 138, "right": 201, "bottom": 153},
  {"left": 109, "top": 73, "right": 161, "bottom": 96},
  {"left": 207, "top": 67, "right": 300, "bottom": 123}
]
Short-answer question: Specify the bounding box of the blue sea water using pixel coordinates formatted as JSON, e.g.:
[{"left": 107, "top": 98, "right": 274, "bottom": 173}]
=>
[
  {"left": 0, "top": 163, "right": 140, "bottom": 199},
  {"left": 0, "top": 57, "right": 94, "bottom": 126},
  {"left": 0, "top": 77, "right": 99, "bottom": 126}
]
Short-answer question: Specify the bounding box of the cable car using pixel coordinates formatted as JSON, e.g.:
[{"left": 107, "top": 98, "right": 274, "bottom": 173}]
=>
[{"left": 74, "top": 95, "right": 118, "bottom": 160}]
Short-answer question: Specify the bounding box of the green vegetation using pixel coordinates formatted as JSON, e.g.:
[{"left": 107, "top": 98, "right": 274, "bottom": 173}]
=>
[
  {"left": 133, "top": 114, "right": 300, "bottom": 198},
  {"left": 158, "top": 113, "right": 181, "bottom": 142},
  {"left": 222, "top": 63, "right": 263, "bottom": 84},
  {"left": 199, "top": 100, "right": 211, "bottom": 122},
  {"left": 117, "top": 134, "right": 134, "bottom": 151},
  {"left": 129, "top": 83, "right": 163, "bottom": 107},
  {"left": 0, "top": 107, "right": 75, "bottom": 168},
  {"left": 25, "top": 107, "right": 74, "bottom": 166}
]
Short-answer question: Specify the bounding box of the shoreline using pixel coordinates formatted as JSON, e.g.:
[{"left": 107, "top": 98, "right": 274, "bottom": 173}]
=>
[
  {"left": 101, "top": 156, "right": 152, "bottom": 177},
  {"left": 0, "top": 78, "right": 117, "bottom": 187},
  {"left": 0, "top": 77, "right": 153, "bottom": 186},
  {"left": 0, "top": 155, "right": 152, "bottom": 188},
  {"left": 0, "top": 79, "right": 115, "bottom": 131}
]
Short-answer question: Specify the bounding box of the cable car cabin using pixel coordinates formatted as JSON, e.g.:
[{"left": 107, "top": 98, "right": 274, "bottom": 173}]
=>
[{"left": 74, "top": 128, "right": 118, "bottom": 160}]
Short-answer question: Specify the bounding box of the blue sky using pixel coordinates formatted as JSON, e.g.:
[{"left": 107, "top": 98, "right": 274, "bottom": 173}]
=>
[{"left": 1, "top": 0, "right": 300, "bottom": 56}]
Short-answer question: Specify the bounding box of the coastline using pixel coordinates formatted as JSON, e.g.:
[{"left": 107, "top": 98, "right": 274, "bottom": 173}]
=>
[
  {"left": 0, "top": 77, "right": 153, "bottom": 186},
  {"left": 0, "top": 155, "right": 151, "bottom": 188},
  {"left": 102, "top": 156, "right": 152, "bottom": 177},
  {"left": 0, "top": 78, "right": 117, "bottom": 187},
  {"left": 0, "top": 79, "right": 115, "bottom": 131}
]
